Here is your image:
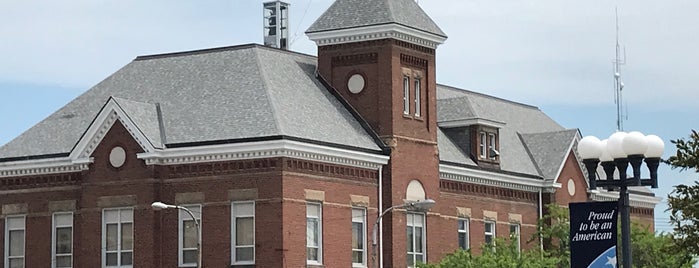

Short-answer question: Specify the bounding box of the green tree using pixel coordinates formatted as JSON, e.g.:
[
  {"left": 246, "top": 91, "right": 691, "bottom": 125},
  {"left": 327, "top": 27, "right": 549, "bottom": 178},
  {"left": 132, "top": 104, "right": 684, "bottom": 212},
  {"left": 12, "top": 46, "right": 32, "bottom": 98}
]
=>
[
  {"left": 666, "top": 129, "right": 699, "bottom": 256},
  {"left": 417, "top": 237, "right": 559, "bottom": 268},
  {"left": 630, "top": 224, "right": 696, "bottom": 268},
  {"left": 532, "top": 204, "right": 570, "bottom": 268}
]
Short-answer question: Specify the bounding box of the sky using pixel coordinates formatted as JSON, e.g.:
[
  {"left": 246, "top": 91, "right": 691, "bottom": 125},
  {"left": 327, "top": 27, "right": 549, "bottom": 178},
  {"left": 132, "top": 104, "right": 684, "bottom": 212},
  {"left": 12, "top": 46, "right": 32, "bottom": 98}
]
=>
[{"left": 1, "top": 0, "right": 698, "bottom": 233}]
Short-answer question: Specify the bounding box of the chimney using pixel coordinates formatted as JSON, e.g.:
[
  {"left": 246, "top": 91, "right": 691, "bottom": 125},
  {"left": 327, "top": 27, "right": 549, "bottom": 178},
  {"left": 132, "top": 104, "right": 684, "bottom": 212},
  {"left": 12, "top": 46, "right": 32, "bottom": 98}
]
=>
[{"left": 263, "top": 1, "right": 289, "bottom": 50}]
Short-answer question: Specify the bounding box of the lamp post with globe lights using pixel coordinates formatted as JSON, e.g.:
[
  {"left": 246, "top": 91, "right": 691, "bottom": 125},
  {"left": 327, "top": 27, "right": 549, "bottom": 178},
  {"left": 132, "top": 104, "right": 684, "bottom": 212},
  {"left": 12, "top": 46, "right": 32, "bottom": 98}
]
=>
[
  {"left": 371, "top": 199, "right": 436, "bottom": 268},
  {"left": 577, "top": 131, "right": 664, "bottom": 268}
]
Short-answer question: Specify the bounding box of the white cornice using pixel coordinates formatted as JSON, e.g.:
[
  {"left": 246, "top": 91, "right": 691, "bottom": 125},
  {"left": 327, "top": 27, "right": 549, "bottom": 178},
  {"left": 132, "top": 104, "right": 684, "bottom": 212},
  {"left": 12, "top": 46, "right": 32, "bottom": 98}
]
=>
[
  {"left": 590, "top": 190, "right": 661, "bottom": 209},
  {"left": 307, "top": 23, "right": 447, "bottom": 49},
  {"left": 439, "top": 164, "right": 555, "bottom": 193},
  {"left": 138, "top": 139, "right": 389, "bottom": 170},
  {"left": 0, "top": 157, "right": 90, "bottom": 178},
  {"left": 438, "top": 118, "right": 506, "bottom": 129}
]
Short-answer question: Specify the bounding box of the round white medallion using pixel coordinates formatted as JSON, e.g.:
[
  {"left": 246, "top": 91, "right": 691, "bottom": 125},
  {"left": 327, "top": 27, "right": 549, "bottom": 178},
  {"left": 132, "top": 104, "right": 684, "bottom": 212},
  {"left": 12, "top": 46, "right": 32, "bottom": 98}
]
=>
[
  {"left": 567, "top": 178, "right": 576, "bottom": 196},
  {"left": 347, "top": 74, "right": 365, "bottom": 94},
  {"left": 109, "top": 146, "right": 126, "bottom": 168}
]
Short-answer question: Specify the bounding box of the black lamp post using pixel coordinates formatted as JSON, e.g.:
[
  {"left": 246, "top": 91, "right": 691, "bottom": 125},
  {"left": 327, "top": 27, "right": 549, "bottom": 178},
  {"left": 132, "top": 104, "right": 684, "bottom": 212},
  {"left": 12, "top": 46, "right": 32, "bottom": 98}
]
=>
[{"left": 577, "top": 131, "right": 664, "bottom": 268}]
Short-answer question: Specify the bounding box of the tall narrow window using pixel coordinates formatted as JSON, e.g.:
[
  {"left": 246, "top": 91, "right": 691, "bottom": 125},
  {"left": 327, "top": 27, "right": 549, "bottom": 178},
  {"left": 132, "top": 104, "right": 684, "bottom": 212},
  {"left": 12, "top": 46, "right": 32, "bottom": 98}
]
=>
[
  {"left": 457, "top": 218, "right": 469, "bottom": 250},
  {"left": 178, "top": 205, "right": 201, "bottom": 267},
  {"left": 484, "top": 220, "right": 495, "bottom": 245},
  {"left": 414, "top": 78, "right": 421, "bottom": 117},
  {"left": 479, "top": 132, "right": 487, "bottom": 158},
  {"left": 403, "top": 76, "right": 410, "bottom": 115},
  {"left": 53, "top": 212, "right": 73, "bottom": 268},
  {"left": 488, "top": 133, "right": 497, "bottom": 159},
  {"left": 231, "top": 201, "right": 255, "bottom": 265},
  {"left": 306, "top": 202, "right": 322, "bottom": 264},
  {"left": 103, "top": 208, "right": 133, "bottom": 268},
  {"left": 406, "top": 213, "right": 425, "bottom": 267},
  {"left": 510, "top": 223, "right": 521, "bottom": 252},
  {"left": 351, "top": 208, "right": 366, "bottom": 267},
  {"left": 5, "top": 215, "right": 25, "bottom": 268}
]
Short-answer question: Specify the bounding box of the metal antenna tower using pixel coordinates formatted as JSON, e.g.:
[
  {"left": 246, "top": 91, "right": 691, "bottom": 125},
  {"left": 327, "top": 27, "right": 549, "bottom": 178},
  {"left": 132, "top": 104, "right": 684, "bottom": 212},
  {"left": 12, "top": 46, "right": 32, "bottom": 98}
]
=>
[{"left": 613, "top": 7, "right": 627, "bottom": 131}]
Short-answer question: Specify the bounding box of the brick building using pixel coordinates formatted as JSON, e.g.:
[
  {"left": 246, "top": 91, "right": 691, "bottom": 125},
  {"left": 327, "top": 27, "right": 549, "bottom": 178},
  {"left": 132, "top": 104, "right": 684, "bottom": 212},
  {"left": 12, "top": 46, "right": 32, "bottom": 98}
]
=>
[{"left": 0, "top": 0, "right": 658, "bottom": 267}]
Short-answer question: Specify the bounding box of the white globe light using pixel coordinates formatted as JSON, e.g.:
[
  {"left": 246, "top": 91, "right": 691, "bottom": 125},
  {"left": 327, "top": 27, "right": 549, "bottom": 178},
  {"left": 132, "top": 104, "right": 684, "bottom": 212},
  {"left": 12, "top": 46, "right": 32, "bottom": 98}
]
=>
[
  {"left": 599, "top": 140, "right": 613, "bottom": 162},
  {"left": 622, "top": 131, "right": 648, "bottom": 156},
  {"left": 606, "top": 132, "right": 628, "bottom": 159},
  {"left": 578, "top": 136, "right": 603, "bottom": 159},
  {"left": 645, "top": 135, "right": 665, "bottom": 158}
]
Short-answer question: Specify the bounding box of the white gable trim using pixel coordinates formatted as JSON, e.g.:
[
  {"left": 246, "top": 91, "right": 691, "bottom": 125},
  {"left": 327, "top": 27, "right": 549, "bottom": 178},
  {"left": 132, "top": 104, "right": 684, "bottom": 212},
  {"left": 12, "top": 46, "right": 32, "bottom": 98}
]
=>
[
  {"left": 307, "top": 23, "right": 446, "bottom": 49},
  {"left": 138, "top": 139, "right": 389, "bottom": 169},
  {"left": 440, "top": 164, "right": 559, "bottom": 193},
  {"left": 551, "top": 135, "right": 579, "bottom": 183},
  {"left": 69, "top": 98, "right": 157, "bottom": 160},
  {"left": 438, "top": 118, "right": 505, "bottom": 129},
  {"left": 0, "top": 98, "right": 157, "bottom": 178}
]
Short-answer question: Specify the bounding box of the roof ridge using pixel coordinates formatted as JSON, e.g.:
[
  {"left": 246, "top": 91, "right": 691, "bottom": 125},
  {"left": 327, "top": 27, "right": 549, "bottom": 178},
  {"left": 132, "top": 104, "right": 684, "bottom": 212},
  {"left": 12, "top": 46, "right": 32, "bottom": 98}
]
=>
[
  {"left": 437, "top": 84, "right": 540, "bottom": 110},
  {"left": 517, "top": 132, "right": 544, "bottom": 178},
  {"left": 133, "top": 43, "right": 318, "bottom": 61},
  {"left": 252, "top": 48, "right": 284, "bottom": 135}
]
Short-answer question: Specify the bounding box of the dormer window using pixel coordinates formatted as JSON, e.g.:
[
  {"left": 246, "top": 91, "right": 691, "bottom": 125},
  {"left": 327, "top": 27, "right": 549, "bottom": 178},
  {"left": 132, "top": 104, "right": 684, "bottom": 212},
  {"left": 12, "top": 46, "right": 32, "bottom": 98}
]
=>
[
  {"left": 476, "top": 128, "right": 499, "bottom": 163},
  {"left": 488, "top": 133, "right": 497, "bottom": 160},
  {"left": 479, "top": 132, "right": 487, "bottom": 158}
]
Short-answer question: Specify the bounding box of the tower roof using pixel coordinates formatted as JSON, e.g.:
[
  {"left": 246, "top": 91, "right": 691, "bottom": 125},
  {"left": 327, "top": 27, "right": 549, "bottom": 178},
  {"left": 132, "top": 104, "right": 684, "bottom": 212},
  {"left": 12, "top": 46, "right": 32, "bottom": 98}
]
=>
[{"left": 306, "top": 0, "right": 446, "bottom": 38}]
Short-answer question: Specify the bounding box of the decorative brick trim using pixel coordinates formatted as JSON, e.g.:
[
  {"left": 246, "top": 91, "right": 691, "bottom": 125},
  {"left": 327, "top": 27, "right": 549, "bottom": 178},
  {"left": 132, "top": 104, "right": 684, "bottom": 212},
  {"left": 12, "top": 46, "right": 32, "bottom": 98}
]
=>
[
  {"left": 284, "top": 158, "right": 377, "bottom": 184},
  {"left": 400, "top": 54, "right": 428, "bottom": 69},
  {"left": 440, "top": 179, "right": 538, "bottom": 202},
  {"left": 0, "top": 172, "right": 82, "bottom": 190},
  {"left": 630, "top": 207, "right": 654, "bottom": 216},
  {"left": 167, "top": 158, "right": 280, "bottom": 178},
  {"left": 394, "top": 40, "right": 435, "bottom": 55},
  {"left": 331, "top": 53, "right": 378, "bottom": 67}
]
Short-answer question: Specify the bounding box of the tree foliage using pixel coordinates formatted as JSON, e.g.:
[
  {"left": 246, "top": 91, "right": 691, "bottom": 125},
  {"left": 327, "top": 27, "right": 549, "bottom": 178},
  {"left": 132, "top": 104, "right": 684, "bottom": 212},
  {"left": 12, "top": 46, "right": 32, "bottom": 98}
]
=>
[
  {"left": 666, "top": 129, "right": 699, "bottom": 256},
  {"left": 417, "top": 237, "right": 559, "bottom": 268},
  {"left": 421, "top": 203, "right": 695, "bottom": 267}
]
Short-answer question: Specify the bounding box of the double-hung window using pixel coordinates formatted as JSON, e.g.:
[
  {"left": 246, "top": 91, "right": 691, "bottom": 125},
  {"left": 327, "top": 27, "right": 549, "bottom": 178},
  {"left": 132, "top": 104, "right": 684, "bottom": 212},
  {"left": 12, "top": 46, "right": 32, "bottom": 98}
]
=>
[
  {"left": 351, "top": 208, "right": 366, "bottom": 267},
  {"left": 103, "top": 208, "right": 133, "bottom": 268},
  {"left": 5, "top": 215, "right": 25, "bottom": 268},
  {"left": 457, "top": 218, "right": 469, "bottom": 250},
  {"left": 403, "top": 76, "right": 410, "bottom": 115},
  {"left": 178, "top": 205, "right": 201, "bottom": 267},
  {"left": 53, "top": 212, "right": 73, "bottom": 268},
  {"left": 306, "top": 202, "right": 322, "bottom": 264},
  {"left": 488, "top": 133, "right": 497, "bottom": 159},
  {"left": 231, "top": 201, "right": 255, "bottom": 265},
  {"left": 414, "top": 78, "right": 421, "bottom": 117},
  {"left": 406, "top": 213, "right": 425, "bottom": 267},
  {"left": 479, "top": 132, "right": 487, "bottom": 158},
  {"left": 510, "top": 223, "right": 521, "bottom": 252},
  {"left": 484, "top": 220, "right": 495, "bottom": 245}
]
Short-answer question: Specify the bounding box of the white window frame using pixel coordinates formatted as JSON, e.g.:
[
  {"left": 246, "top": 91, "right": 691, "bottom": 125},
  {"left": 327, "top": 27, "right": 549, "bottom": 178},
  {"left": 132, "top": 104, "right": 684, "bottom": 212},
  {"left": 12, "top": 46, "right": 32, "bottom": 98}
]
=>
[
  {"left": 510, "top": 223, "right": 521, "bottom": 252},
  {"left": 231, "top": 201, "right": 255, "bottom": 265},
  {"left": 403, "top": 76, "right": 410, "bottom": 115},
  {"left": 457, "top": 218, "right": 469, "bottom": 250},
  {"left": 414, "top": 78, "right": 421, "bottom": 117},
  {"left": 178, "top": 204, "right": 201, "bottom": 267},
  {"left": 102, "top": 208, "right": 133, "bottom": 268},
  {"left": 479, "top": 132, "right": 487, "bottom": 158},
  {"left": 407, "top": 213, "right": 426, "bottom": 268},
  {"left": 351, "top": 207, "right": 367, "bottom": 267},
  {"left": 52, "top": 212, "right": 74, "bottom": 268},
  {"left": 488, "top": 133, "right": 497, "bottom": 160},
  {"left": 484, "top": 220, "right": 496, "bottom": 245},
  {"left": 306, "top": 202, "right": 323, "bottom": 265},
  {"left": 4, "top": 215, "right": 25, "bottom": 268}
]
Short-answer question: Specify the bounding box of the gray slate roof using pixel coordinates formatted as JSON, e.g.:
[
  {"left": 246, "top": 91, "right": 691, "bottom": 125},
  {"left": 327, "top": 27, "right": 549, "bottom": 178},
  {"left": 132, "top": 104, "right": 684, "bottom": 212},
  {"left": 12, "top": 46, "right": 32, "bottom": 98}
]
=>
[
  {"left": 306, "top": 0, "right": 446, "bottom": 37},
  {"left": 0, "top": 45, "right": 381, "bottom": 159},
  {"left": 520, "top": 129, "right": 579, "bottom": 180},
  {"left": 437, "top": 85, "right": 576, "bottom": 178}
]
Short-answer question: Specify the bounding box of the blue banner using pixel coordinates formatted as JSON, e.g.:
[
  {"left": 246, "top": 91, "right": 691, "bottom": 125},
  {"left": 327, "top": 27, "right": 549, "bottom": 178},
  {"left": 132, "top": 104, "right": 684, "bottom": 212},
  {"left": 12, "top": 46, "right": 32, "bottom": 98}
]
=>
[{"left": 569, "top": 201, "right": 618, "bottom": 268}]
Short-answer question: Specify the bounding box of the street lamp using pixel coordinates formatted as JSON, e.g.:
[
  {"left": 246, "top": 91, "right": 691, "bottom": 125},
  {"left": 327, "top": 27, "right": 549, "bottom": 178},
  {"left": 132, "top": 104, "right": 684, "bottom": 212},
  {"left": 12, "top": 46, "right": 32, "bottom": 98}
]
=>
[
  {"left": 372, "top": 199, "right": 436, "bottom": 268},
  {"left": 577, "top": 131, "right": 664, "bottom": 268},
  {"left": 151, "top": 201, "right": 202, "bottom": 268}
]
